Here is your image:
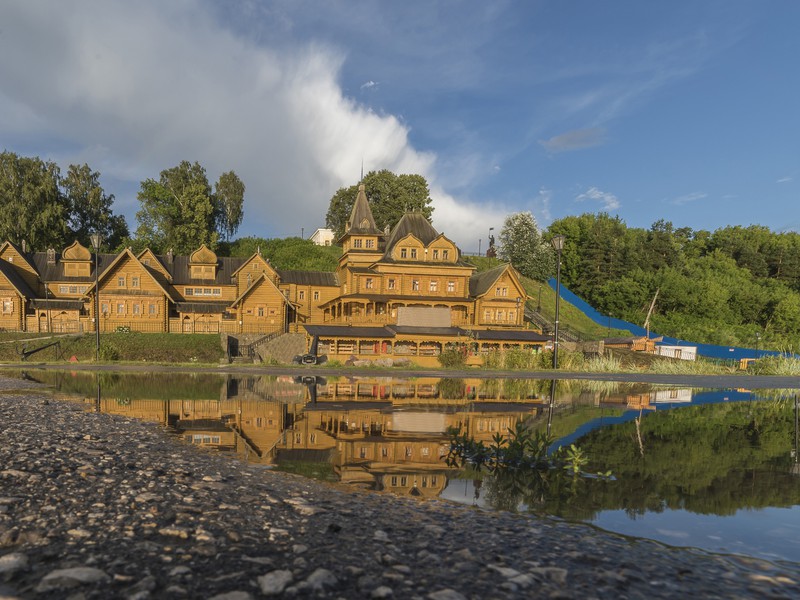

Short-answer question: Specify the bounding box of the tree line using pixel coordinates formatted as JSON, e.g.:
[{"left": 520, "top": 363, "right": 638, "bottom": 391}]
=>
[{"left": 0, "top": 151, "right": 244, "bottom": 254}]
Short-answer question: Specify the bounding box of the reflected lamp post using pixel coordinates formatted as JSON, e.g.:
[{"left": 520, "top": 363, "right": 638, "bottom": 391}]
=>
[
  {"left": 551, "top": 235, "right": 565, "bottom": 369},
  {"left": 90, "top": 233, "right": 102, "bottom": 362}
]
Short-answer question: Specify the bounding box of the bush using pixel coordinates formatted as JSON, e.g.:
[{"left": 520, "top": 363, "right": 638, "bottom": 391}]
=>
[
  {"left": 438, "top": 345, "right": 467, "bottom": 368},
  {"left": 99, "top": 343, "right": 120, "bottom": 361}
]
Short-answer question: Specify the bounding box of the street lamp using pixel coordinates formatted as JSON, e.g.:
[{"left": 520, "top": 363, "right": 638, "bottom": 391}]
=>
[
  {"left": 755, "top": 332, "right": 761, "bottom": 359},
  {"left": 90, "top": 233, "right": 102, "bottom": 362},
  {"left": 551, "top": 235, "right": 565, "bottom": 369}
]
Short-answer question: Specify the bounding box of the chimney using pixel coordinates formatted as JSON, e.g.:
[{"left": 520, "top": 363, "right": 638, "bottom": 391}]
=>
[
  {"left": 166, "top": 248, "right": 173, "bottom": 264},
  {"left": 21, "top": 239, "right": 27, "bottom": 253},
  {"left": 47, "top": 248, "right": 56, "bottom": 265}
]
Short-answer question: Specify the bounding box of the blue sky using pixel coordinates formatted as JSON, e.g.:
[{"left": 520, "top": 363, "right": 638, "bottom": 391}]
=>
[{"left": 1, "top": 1, "right": 798, "bottom": 251}]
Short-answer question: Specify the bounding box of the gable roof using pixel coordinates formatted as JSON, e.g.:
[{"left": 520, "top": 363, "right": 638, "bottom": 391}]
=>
[
  {"left": 230, "top": 272, "right": 285, "bottom": 307},
  {"left": 383, "top": 212, "right": 440, "bottom": 256},
  {"left": 0, "top": 259, "right": 36, "bottom": 299},
  {"left": 85, "top": 248, "right": 176, "bottom": 302},
  {"left": 469, "top": 263, "right": 515, "bottom": 297},
  {"left": 0, "top": 241, "right": 37, "bottom": 272}
]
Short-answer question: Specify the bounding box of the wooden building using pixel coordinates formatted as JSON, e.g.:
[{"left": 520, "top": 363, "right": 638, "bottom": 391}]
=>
[{"left": 0, "top": 183, "right": 548, "bottom": 364}]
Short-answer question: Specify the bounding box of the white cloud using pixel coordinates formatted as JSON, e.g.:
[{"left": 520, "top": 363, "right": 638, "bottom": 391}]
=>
[
  {"left": 575, "top": 187, "right": 620, "bottom": 211},
  {"left": 539, "top": 127, "right": 607, "bottom": 153},
  {"left": 0, "top": 1, "right": 486, "bottom": 247},
  {"left": 672, "top": 192, "right": 708, "bottom": 205},
  {"left": 360, "top": 80, "right": 379, "bottom": 90},
  {"left": 777, "top": 176, "right": 793, "bottom": 183}
]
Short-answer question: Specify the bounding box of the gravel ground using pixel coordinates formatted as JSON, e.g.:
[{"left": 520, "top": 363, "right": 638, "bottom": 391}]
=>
[{"left": 2, "top": 375, "right": 800, "bottom": 600}]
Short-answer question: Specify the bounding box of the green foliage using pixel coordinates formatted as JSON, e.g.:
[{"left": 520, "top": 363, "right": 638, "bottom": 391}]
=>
[
  {"left": 215, "top": 171, "right": 245, "bottom": 241},
  {"left": 438, "top": 344, "right": 468, "bottom": 368},
  {"left": 498, "top": 211, "right": 554, "bottom": 281},
  {"left": 546, "top": 212, "right": 800, "bottom": 350},
  {"left": 325, "top": 170, "right": 433, "bottom": 239},
  {"left": 99, "top": 342, "right": 120, "bottom": 361},
  {"left": 62, "top": 163, "right": 129, "bottom": 250},
  {"left": 0, "top": 151, "right": 68, "bottom": 250},
  {"left": 135, "top": 161, "right": 246, "bottom": 254},
  {"left": 224, "top": 236, "right": 340, "bottom": 271}
]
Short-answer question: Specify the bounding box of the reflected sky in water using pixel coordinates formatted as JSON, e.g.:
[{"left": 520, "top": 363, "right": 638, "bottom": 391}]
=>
[{"left": 5, "top": 369, "right": 800, "bottom": 563}]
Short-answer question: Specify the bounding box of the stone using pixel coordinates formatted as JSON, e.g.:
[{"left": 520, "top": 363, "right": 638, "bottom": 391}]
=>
[
  {"left": 427, "top": 590, "right": 467, "bottom": 600},
  {"left": 0, "top": 552, "right": 28, "bottom": 578},
  {"left": 304, "top": 568, "right": 338, "bottom": 592},
  {"left": 36, "top": 567, "right": 110, "bottom": 592},
  {"left": 258, "top": 569, "right": 293, "bottom": 596}
]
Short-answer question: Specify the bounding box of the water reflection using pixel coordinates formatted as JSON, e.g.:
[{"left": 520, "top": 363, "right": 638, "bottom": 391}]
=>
[{"left": 7, "top": 369, "right": 800, "bottom": 562}]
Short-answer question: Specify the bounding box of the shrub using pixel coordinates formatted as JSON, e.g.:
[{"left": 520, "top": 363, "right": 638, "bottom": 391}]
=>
[{"left": 438, "top": 345, "right": 467, "bottom": 368}]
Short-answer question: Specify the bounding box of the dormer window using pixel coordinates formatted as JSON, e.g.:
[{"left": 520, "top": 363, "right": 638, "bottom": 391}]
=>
[
  {"left": 366, "top": 239, "right": 374, "bottom": 249},
  {"left": 433, "top": 249, "right": 439, "bottom": 260},
  {"left": 353, "top": 239, "right": 363, "bottom": 248},
  {"left": 410, "top": 248, "right": 417, "bottom": 259},
  {"left": 400, "top": 248, "right": 407, "bottom": 259},
  {"left": 443, "top": 250, "right": 449, "bottom": 260}
]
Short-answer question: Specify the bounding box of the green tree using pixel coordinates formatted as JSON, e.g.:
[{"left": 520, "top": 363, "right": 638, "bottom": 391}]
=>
[
  {"left": 325, "top": 170, "right": 433, "bottom": 239},
  {"left": 0, "top": 151, "right": 68, "bottom": 250},
  {"left": 214, "top": 170, "right": 245, "bottom": 241},
  {"left": 498, "top": 211, "right": 553, "bottom": 281},
  {"left": 62, "top": 163, "right": 129, "bottom": 250},
  {"left": 135, "top": 161, "right": 218, "bottom": 254}
]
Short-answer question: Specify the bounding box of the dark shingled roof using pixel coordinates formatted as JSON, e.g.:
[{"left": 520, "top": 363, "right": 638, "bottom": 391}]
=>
[
  {"left": 303, "top": 325, "right": 395, "bottom": 338},
  {"left": 30, "top": 252, "right": 112, "bottom": 284},
  {"left": 469, "top": 263, "right": 510, "bottom": 297},
  {"left": 469, "top": 329, "right": 549, "bottom": 342},
  {"left": 175, "top": 301, "right": 231, "bottom": 314},
  {"left": 278, "top": 270, "right": 338, "bottom": 287},
  {"left": 383, "top": 212, "right": 440, "bottom": 256},
  {"left": 0, "top": 260, "right": 36, "bottom": 298},
  {"left": 29, "top": 299, "right": 85, "bottom": 310},
  {"left": 387, "top": 325, "right": 466, "bottom": 337},
  {"left": 166, "top": 255, "right": 247, "bottom": 285}
]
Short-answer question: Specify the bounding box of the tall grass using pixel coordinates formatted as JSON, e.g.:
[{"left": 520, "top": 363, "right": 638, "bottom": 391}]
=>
[{"left": 749, "top": 354, "right": 800, "bottom": 376}]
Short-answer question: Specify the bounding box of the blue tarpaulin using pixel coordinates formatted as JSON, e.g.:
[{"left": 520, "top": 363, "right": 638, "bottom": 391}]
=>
[{"left": 548, "top": 278, "right": 783, "bottom": 361}]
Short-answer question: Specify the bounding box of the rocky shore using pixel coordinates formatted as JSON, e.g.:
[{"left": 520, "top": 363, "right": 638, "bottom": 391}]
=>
[{"left": 2, "top": 375, "right": 800, "bottom": 599}]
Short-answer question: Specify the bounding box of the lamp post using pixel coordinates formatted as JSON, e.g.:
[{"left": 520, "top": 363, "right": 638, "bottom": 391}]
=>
[
  {"left": 90, "top": 233, "right": 102, "bottom": 362},
  {"left": 551, "top": 235, "right": 565, "bottom": 369},
  {"left": 755, "top": 332, "right": 761, "bottom": 359}
]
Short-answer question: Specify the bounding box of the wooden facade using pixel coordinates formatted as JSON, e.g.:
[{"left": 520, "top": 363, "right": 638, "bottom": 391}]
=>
[{"left": 0, "top": 183, "right": 548, "bottom": 362}]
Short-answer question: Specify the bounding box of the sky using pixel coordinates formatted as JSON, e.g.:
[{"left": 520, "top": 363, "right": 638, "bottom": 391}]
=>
[{"left": 1, "top": 1, "right": 798, "bottom": 253}]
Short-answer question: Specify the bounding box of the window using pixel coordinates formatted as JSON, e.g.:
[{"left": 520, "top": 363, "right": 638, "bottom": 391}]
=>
[
  {"left": 1, "top": 299, "right": 12, "bottom": 314},
  {"left": 412, "top": 279, "right": 420, "bottom": 291},
  {"left": 101, "top": 303, "right": 109, "bottom": 314},
  {"left": 421, "top": 447, "right": 430, "bottom": 456},
  {"left": 443, "top": 250, "right": 449, "bottom": 260},
  {"left": 258, "top": 307, "right": 264, "bottom": 317},
  {"left": 59, "top": 285, "right": 68, "bottom": 293},
  {"left": 447, "top": 281, "right": 455, "bottom": 293},
  {"left": 149, "top": 304, "right": 157, "bottom": 315},
  {"left": 118, "top": 276, "right": 125, "bottom": 287},
  {"left": 133, "top": 304, "right": 141, "bottom": 315},
  {"left": 381, "top": 447, "right": 388, "bottom": 457},
  {"left": 69, "top": 286, "right": 77, "bottom": 294},
  {"left": 433, "top": 249, "right": 439, "bottom": 260},
  {"left": 400, "top": 248, "right": 407, "bottom": 259},
  {"left": 131, "top": 276, "right": 139, "bottom": 288},
  {"left": 366, "top": 239, "right": 374, "bottom": 249},
  {"left": 388, "top": 279, "right": 396, "bottom": 290},
  {"left": 484, "top": 309, "right": 492, "bottom": 321},
  {"left": 365, "top": 277, "right": 374, "bottom": 289},
  {"left": 203, "top": 288, "right": 211, "bottom": 296},
  {"left": 509, "top": 310, "right": 516, "bottom": 322},
  {"left": 410, "top": 248, "right": 417, "bottom": 259},
  {"left": 116, "top": 303, "right": 125, "bottom": 315},
  {"left": 359, "top": 447, "right": 367, "bottom": 458},
  {"left": 429, "top": 280, "right": 438, "bottom": 292},
  {"left": 185, "top": 288, "right": 193, "bottom": 296},
  {"left": 299, "top": 290, "right": 305, "bottom": 300},
  {"left": 310, "top": 434, "right": 316, "bottom": 444},
  {"left": 353, "top": 238, "right": 362, "bottom": 248},
  {"left": 497, "top": 310, "right": 504, "bottom": 321},
  {"left": 313, "top": 291, "right": 320, "bottom": 301}
]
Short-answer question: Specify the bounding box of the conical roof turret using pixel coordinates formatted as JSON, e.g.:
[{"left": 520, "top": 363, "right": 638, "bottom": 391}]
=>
[{"left": 344, "top": 183, "right": 382, "bottom": 236}]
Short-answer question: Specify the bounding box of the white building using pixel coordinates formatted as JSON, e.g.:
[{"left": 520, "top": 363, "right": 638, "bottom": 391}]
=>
[
  {"left": 655, "top": 345, "right": 697, "bottom": 361},
  {"left": 309, "top": 228, "right": 335, "bottom": 246}
]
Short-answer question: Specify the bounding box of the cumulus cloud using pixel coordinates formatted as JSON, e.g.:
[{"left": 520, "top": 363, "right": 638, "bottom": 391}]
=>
[
  {"left": 575, "top": 187, "right": 620, "bottom": 211},
  {"left": 539, "top": 127, "right": 607, "bottom": 153},
  {"left": 0, "top": 1, "right": 481, "bottom": 246},
  {"left": 671, "top": 192, "right": 708, "bottom": 205}
]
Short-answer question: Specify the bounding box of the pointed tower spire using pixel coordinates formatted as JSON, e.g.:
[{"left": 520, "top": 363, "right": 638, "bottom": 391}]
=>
[{"left": 345, "top": 183, "right": 381, "bottom": 235}]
